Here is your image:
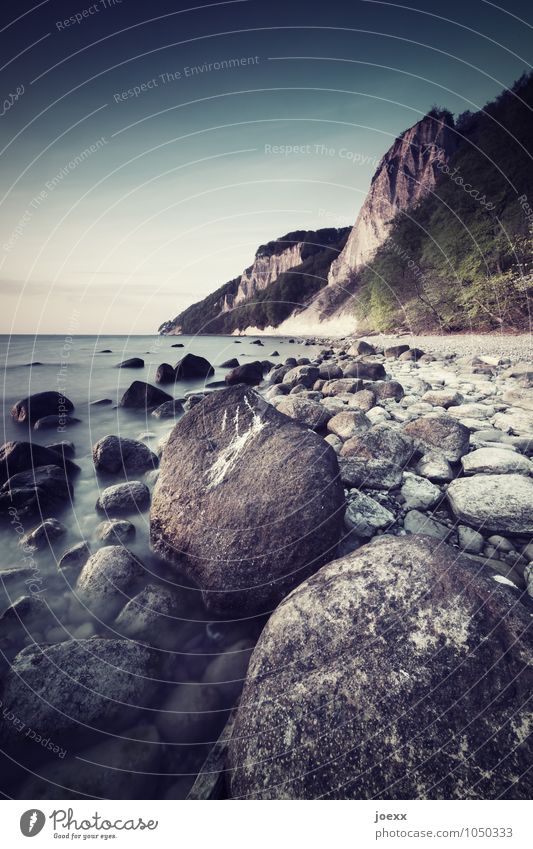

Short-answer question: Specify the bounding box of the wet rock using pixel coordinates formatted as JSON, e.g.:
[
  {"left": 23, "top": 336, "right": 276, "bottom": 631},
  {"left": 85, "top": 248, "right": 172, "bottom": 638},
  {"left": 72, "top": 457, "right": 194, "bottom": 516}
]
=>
[
  {"left": 175, "top": 353, "right": 214, "bottom": 380},
  {"left": 344, "top": 491, "right": 394, "bottom": 537},
  {"left": 448, "top": 474, "right": 533, "bottom": 534},
  {"left": 404, "top": 415, "right": 470, "bottom": 462},
  {"left": 155, "top": 362, "right": 176, "bottom": 384},
  {"left": 327, "top": 410, "right": 371, "bottom": 441},
  {"left": 117, "top": 357, "right": 144, "bottom": 368},
  {"left": 0, "top": 440, "right": 78, "bottom": 485},
  {"left": 401, "top": 472, "right": 441, "bottom": 510},
  {"left": 18, "top": 725, "right": 160, "bottom": 800},
  {"left": 11, "top": 392, "right": 74, "bottom": 425},
  {"left": 155, "top": 683, "right": 227, "bottom": 745},
  {"left": 404, "top": 509, "right": 450, "bottom": 541},
  {"left": 221, "top": 358, "right": 239, "bottom": 368},
  {"left": 115, "top": 583, "right": 185, "bottom": 646},
  {"left": 76, "top": 546, "right": 145, "bottom": 619},
  {"left": 150, "top": 385, "right": 344, "bottom": 615},
  {"left": 225, "top": 361, "right": 264, "bottom": 386},
  {"left": 33, "top": 414, "right": 81, "bottom": 430},
  {"left": 21, "top": 518, "right": 66, "bottom": 551},
  {"left": 96, "top": 481, "right": 151, "bottom": 516},
  {"left": 93, "top": 435, "right": 158, "bottom": 476},
  {"left": 276, "top": 397, "right": 331, "bottom": 431},
  {"left": 227, "top": 535, "right": 533, "bottom": 799},
  {"left": 461, "top": 447, "right": 531, "bottom": 476},
  {"left": 58, "top": 541, "right": 91, "bottom": 574},
  {"left": 0, "top": 465, "right": 72, "bottom": 518},
  {"left": 96, "top": 518, "right": 136, "bottom": 544},
  {"left": 340, "top": 424, "right": 414, "bottom": 489},
  {"left": 0, "top": 639, "right": 156, "bottom": 743},
  {"left": 90, "top": 398, "right": 113, "bottom": 406},
  {"left": 119, "top": 381, "right": 173, "bottom": 410},
  {"left": 151, "top": 399, "right": 184, "bottom": 420}
]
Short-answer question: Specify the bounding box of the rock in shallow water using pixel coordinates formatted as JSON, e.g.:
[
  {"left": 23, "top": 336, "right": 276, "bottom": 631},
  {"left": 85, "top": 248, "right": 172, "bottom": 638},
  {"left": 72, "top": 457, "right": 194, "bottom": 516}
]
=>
[
  {"left": 11, "top": 391, "right": 74, "bottom": 425},
  {"left": 227, "top": 535, "right": 533, "bottom": 799},
  {"left": 0, "top": 639, "right": 157, "bottom": 743},
  {"left": 93, "top": 435, "right": 158, "bottom": 475},
  {"left": 76, "top": 545, "right": 145, "bottom": 619},
  {"left": 150, "top": 385, "right": 344, "bottom": 616},
  {"left": 0, "top": 464, "right": 72, "bottom": 517},
  {"left": 96, "top": 481, "right": 151, "bottom": 516},
  {"left": 119, "top": 381, "right": 172, "bottom": 410},
  {"left": 447, "top": 474, "right": 533, "bottom": 534}
]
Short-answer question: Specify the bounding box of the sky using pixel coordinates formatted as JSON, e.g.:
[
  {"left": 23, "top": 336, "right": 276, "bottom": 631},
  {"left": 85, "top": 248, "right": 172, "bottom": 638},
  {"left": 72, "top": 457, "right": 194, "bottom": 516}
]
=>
[{"left": 0, "top": 0, "right": 532, "bottom": 334}]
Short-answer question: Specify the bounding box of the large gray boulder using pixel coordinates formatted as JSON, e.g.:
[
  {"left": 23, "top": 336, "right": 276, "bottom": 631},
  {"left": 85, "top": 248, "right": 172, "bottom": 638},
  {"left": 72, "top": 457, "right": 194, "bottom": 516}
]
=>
[
  {"left": 175, "top": 353, "right": 214, "bottom": 379},
  {"left": 0, "top": 639, "right": 156, "bottom": 743},
  {"left": 225, "top": 361, "right": 264, "bottom": 386},
  {"left": 93, "top": 435, "right": 158, "bottom": 475},
  {"left": 227, "top": 535, "right": 533, "bottom": 799},
  {"left": 403, "top": 414, "right": 470, "bottom": 462},
  {"left": 461, "top": 447, "right": 531, "bottom": 476},
  {"left": 76, "top": 545, "right": 145, "bottom": 619},
  {"left": 150, "top": 386, "right": 344, "bottom": 615},
  {"left": 339, "top": 424, "right": 414, "bottom": 489},
  {"left": 447, "top": 474, "right": 533, "bottom": 534}
]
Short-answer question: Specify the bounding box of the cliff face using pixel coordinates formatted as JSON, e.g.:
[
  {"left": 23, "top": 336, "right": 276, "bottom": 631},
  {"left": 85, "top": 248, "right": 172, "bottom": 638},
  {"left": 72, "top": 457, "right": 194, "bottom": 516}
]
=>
[
  {"left": 159, "top": 229, "right": 348, "bottom": 335},
  {"left": 222, "top": 243, "right": 305, "bottom": 313},
  {"left": 159, "top": 112, "right": 458, "bottom": 337},
  {"left": 327, "top": 111, "right": 457, "bottom": 288}
]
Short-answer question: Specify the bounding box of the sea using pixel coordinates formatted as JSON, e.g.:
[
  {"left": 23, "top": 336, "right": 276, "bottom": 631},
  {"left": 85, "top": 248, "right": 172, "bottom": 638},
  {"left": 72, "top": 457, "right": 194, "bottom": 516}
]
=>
[{"left": 0, "top": 333, "right": 320, "bottom": 797}]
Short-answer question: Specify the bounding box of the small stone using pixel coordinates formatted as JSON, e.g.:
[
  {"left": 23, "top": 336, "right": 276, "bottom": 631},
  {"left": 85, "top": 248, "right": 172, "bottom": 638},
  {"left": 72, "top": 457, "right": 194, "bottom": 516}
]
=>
[
  {"left": 344, "top": 491, "right": 395, "bottom": 537},
  {"left": 404, "top": 509, "right": 450, "bottom": 541},
  {"left": 327, "top": 410, "right": 371, "bottom": 441},
  {"left": 401, "top": 473, "right": 441, "bottom": 510},
  {"left": 21, "top": 518, "right": 66, "bottom": 551},
  {"left": 457, "top": 525, "right": 484, "bottom": 554},
  {"left": 96, "top": 519, "right": 136, "bottom": 544},
  {"left": 95, "top": 481, "right": 151, "bottom": 516}
]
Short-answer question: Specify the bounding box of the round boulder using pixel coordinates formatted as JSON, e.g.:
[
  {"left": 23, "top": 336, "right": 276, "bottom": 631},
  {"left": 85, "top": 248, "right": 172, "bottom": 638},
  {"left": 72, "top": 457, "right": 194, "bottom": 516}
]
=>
[
  {"left": 0, "top": 639, "right": 156, "bottom": 743},
  {"left": 175, "top": 353, "right": 214, "bottom": 379},
  {"left": 403, "top": 414, "right": 470, "bottom": 462},
  {"left": 76, "top": 545, "right": 145, "bottom": 619},
  {"left": 225, "top": 361, "right": 264, "bottom": 386},
  {"left": 275, "top": 397, "right": 331, "bottom": 431},
  {"left": 155, "top": 362, "right": 176, "bottom": 384},
  {"left": 150, "top": 385, "right": 345, "bottom": 615},
  {"left": 227, "top": 535, "right": 533, "bottom": 799},
  {"left": 11, "top": 391, "right": 75, "bottom": 425},
  {"left": 93, "top": 435, "right": 158, "bottom": 475},
  {"left": 117, "top": 357, "right": 144, "bottom": 368},
  {"left": 119, "top": 381, "right": 172, "bottom": 410},
  {"left": 95, "top": 481, "right": 151, "bottom": 516}
]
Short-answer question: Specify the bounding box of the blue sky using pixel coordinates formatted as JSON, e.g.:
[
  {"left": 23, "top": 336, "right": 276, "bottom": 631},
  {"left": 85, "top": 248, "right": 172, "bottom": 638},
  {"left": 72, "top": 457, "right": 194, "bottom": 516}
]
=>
[{"left": 1, "top": 0, "right": 532, "bottom": 332}]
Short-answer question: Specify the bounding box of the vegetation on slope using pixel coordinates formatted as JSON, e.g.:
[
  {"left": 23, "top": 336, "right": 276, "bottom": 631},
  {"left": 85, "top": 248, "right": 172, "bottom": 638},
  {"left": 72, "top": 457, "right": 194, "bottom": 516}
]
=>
[{"left": 356, "top": 72, "right": 533, "bottom": 333}]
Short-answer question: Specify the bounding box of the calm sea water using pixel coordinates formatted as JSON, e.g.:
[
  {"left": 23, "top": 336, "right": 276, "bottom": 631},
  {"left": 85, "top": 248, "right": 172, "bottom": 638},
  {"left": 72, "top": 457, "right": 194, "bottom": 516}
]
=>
[
  {"left": 1, "top": 332, "right": 317, "bottom": 585},
  {"left": 0, "top": 333, "right": 320, "bottom": 797}
]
